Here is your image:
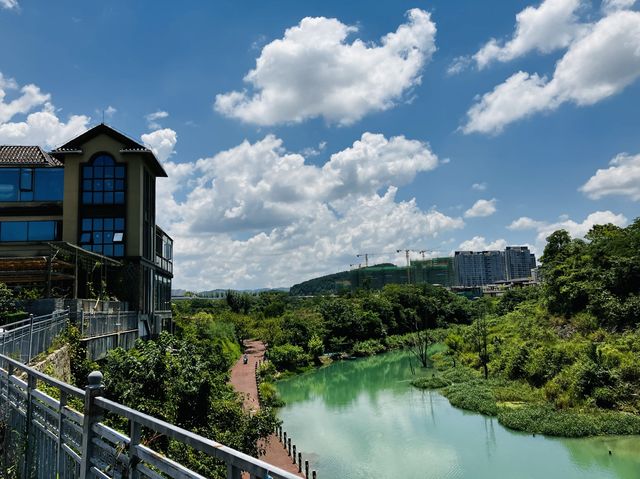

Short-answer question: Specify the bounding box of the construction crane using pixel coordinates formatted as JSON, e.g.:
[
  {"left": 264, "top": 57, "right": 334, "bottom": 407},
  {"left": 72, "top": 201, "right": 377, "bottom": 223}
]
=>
[
  {"left": 355, "top": 252, "right": 394, "bottom": 268},
  {"left": 396, "top": 249, "right": 436, "bottom": 283}
]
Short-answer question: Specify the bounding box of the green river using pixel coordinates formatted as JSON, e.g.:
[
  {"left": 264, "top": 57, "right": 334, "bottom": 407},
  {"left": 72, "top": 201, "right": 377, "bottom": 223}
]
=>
[{"left": 275, "top": 350, "right": 640, "bottom": 479}]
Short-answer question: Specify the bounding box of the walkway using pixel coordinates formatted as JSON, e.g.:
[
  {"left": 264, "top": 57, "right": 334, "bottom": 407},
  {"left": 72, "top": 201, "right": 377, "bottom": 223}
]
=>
[{"left": 230, "top": 339, "right": 304, "bottom": 477}]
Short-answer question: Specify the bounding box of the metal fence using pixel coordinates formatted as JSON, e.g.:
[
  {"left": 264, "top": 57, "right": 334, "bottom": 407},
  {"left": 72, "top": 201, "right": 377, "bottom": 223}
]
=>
[
  {"left": 0, "top": 355, "right": 301, "bottom": 479},
  {"left": 0, "top": 311, "right": 69, "bottom": 364},
  {"left": 79, "top": 311, "right": 140, "bottom": 361}
]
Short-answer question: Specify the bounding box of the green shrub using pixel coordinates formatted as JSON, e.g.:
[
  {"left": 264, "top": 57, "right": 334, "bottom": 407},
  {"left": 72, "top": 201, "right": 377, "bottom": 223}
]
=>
[
  {"left": 259, "top": 382, "right": 284, "bottom": 408},
  {"left": 442, "top": 381, "right": 498, "bottom": 416},
  {"left": 498, "top": 405, "right": 640, "bottom": 437},
  {"left": 268, "top": 344, "right": 309, "bottom": 371},
  {"left": 352, "top": 339, "right": 386, "bottom": 357}
]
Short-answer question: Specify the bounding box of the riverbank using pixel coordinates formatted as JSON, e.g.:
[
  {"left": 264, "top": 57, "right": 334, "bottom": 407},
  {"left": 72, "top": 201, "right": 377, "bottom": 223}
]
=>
[
  {"left": 412, "top": 366, "right": 640, "bottom": 437},
  {"left": 229, "top": 339, "right": 304, "bottom": 477}
]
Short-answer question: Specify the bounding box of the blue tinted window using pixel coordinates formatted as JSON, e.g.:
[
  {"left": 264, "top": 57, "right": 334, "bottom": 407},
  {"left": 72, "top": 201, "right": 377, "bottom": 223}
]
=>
[
  {"left": 34, "top": 169, "right": 63, "bottom": 201},
  {"left": 0, "top": 221, "right": 27, "bottom": 241},
  {"left": 78, "top": 217, "right": 125, "bottom": 257},
  {"left": 0, "top": 169, "right": 19, "bottom": 201},
  {"left": 81, "top": 155, "right": 125, "bottom": 205},
  {"left": 0, "top": 221, "right": 59, "bottom": 242},
  {"left": 28, "top": 221, "right": 55, "bottom": 240},
  {"left": 20, "top": 169, "right": 33, "bottom": 191}
]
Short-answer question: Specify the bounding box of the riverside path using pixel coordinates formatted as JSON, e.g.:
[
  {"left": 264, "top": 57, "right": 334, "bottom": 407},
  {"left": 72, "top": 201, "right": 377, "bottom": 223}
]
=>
[{"left": 230, "top": 339, "right": 304, "bottom": 478}]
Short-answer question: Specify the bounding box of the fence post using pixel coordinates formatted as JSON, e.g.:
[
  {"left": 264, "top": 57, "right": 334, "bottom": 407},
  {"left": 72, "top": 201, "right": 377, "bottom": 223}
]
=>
[
  {"left": 23, "top": 373, "right": 37, "bottom": 477},
  {"left": 3, "top": 363, "right": 14, "bottom": 478},
  {"left": 128, "top": 420, "right": 141, "bottom": 479},
  {"left": 56, "top": 391, "right": 68, "bottom": 477},
  {"left": 27, "top": 314, "right": 34, "bottom": 362},
  {"left": 79, "top": 371, "right": 104, "bottom": 479}
]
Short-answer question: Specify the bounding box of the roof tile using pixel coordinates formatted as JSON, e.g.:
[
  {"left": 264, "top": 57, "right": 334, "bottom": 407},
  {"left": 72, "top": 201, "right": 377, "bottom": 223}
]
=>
[{"left": 0, "top": 146, "right": 63, "bottom": 167}]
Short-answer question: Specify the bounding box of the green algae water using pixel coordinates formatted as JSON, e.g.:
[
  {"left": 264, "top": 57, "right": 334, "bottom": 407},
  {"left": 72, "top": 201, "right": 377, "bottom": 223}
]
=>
[{"left": 275, "top": 351, "right": 640, "bottom": 479}]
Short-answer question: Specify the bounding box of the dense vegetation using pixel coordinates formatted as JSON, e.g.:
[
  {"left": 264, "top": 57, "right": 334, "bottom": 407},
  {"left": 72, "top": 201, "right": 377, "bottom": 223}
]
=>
[
  {"left": 171, "top": 219, "right": 640, "bottom": 438},
  {"left": 76, "top": 311, "right": 278, "bottom": 479},
  {"left": 413, "top": 219, "right": 640, "bottom": 436}
]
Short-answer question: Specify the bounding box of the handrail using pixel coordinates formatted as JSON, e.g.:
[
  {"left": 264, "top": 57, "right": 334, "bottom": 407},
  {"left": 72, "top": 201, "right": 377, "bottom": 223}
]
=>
[
  {"left": 94, "top": 396, "right": 300, "bottom": 478},
  {"left": 0, "top": 351, "right": 85, "bottom": 398},
  {"left": 0, "top": 353, "right": 303, "bottom": 479}
]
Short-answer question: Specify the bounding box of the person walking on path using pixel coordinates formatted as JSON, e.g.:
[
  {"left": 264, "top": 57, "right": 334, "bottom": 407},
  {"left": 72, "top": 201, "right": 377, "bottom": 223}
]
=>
[{"left": 230, "top": 339, "right": 304, "bottom": 477}]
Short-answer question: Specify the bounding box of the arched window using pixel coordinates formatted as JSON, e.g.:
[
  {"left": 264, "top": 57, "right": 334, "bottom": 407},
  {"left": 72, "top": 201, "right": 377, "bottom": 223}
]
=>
[{"left": 81, "top": 154, "right": 125, "bottom": 205}]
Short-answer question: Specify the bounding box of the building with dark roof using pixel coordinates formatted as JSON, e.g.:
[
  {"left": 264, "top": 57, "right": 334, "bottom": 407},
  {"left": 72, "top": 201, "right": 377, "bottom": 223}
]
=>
[{"left": 0, "top": 124, "right": 173, "bottom": 322}]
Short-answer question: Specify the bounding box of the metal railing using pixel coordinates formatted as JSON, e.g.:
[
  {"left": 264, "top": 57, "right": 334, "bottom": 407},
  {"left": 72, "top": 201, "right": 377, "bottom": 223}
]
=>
[
  {"left": 0, "top": 310, "right": 69, "bottom": 364},
  {"left": 79, "top": 311, "right": 140, "bottom": 361},
  {"left": 0, "top": 355, "right": 300, "bottom": 479}
]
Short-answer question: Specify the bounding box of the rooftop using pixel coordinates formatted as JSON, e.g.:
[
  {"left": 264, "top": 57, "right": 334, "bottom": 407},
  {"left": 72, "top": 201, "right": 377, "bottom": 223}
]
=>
[{"left": 0, "top": 145, "right": 63, "bottom": 167}]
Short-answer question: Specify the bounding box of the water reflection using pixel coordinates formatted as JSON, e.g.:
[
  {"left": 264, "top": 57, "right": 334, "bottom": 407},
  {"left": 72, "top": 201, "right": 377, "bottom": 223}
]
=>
[{"left": 276, "top": 351, "right": 640, "bottom": 479}]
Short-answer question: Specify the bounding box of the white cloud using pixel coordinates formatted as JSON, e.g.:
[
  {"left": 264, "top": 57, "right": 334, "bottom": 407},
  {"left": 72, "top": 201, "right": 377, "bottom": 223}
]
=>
[
  {"left": 601, "top": 0, "right": 637, "bottom": 13},
  {"left": 105, "top": 106, "right": 117, "bottom": 118},
  {"left": 509, "top": 211, "right": 628, "bottom": 246},
  {"left": 157, "top": 133, "right": 463, "bottom": 289},
  {"left": 464, "top": 198, "right": 497, "bottom": 218},
  {"left": 214, "top": 9, "right": 437, "bottom": 126},
  {"left": 0, "top": 0, "right": 18, "bottom": 10},
  {"left": 175, "top": 132, "right": 439, "bottom": 234},
  {"left": 141, "top": 128, "right": 177, "bottom": 163},
  {"left": 508, "top": 216, "right": 546, "bottom": 230},
  {"left": 580, "top": 152, "right": 640, "bottom": 200},
  {"left": 473, "top": 0, "right": 586, "bottom": 70},
  {"left": 458, "top": 236, "right": 508, "bottom": 251},
  {"left": 0, "top": 72, "right": 89, "bottom": 148},
  {"left": 300, "top": 141, "right": 327, "bottom": 158},
  {"left": 447, "top": 56, "right": 472, "bottom": 76},
  {"left": 472, "top": 182, "right": 487, "bottom": 191},
  {"left": 145, "top": 110, "right": 169, "bottom": 129},
  {"left": 463, "top": 10, "right": 640, "bottom": 134}
]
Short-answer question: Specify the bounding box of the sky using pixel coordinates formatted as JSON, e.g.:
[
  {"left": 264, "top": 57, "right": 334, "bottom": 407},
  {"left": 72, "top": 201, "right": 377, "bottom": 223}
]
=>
[{"left": 1, "top": 0, "right": 639, "bottom": 290}]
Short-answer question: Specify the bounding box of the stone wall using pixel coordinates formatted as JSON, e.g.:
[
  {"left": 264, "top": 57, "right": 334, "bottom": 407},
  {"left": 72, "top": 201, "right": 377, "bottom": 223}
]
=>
[{"left": 31, "top": 345, "right": 72, "bottom": 384}]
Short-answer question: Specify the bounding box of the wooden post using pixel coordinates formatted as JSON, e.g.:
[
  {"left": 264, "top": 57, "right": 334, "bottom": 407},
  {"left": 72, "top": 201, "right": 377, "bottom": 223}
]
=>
[
  {"left": 312, "top": 471, "right": 317, "bottom": 479},
  {"left": 287, "top": 438, "right": 291, "bottom": 456},
  {"left": 298, "top": 453, "right": 302, "bottom": 473},
  {"left": 292, "top": 444, "right": 296, "bottom": 463},
  {"left": 79, "top": 371, "right": 104, "bottom": 479},
  {"left": 283, "top": 432, "right": 287, "bottom": 449},
  {"left": 305, "top": 461, "right": 309, "bottom": 479}
]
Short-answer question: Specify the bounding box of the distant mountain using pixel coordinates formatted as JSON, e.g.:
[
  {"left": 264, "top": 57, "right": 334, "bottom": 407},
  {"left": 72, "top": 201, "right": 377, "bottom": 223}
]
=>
[{"left": 196, "top": 287, "right": 289, "bottom": 298}]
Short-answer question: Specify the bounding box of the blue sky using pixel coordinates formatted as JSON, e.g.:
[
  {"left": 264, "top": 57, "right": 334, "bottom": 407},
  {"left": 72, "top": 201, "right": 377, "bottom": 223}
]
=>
[{"left": 1, "top": 0, "right": 639, "bottom": 290}]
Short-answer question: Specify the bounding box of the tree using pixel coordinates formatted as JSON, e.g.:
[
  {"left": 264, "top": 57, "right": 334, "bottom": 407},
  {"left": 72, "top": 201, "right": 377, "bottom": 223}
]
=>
[
  {"left": 444, "top": 332, "right": 463, "bottom": 367},
  {"left": 472, "top": 315, "right": 490, "bottom": 379},
  {"left": 409, "top": 325, "right": 432, "bottom": 368},
  {"left": 0, "top": 282, "right": 16, "bottom": 323}
]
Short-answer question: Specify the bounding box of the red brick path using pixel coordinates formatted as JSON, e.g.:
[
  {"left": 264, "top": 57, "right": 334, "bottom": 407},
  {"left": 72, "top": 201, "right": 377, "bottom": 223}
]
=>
[{"left": 230, "top": 339, "right": 304, "bottom": 477}]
